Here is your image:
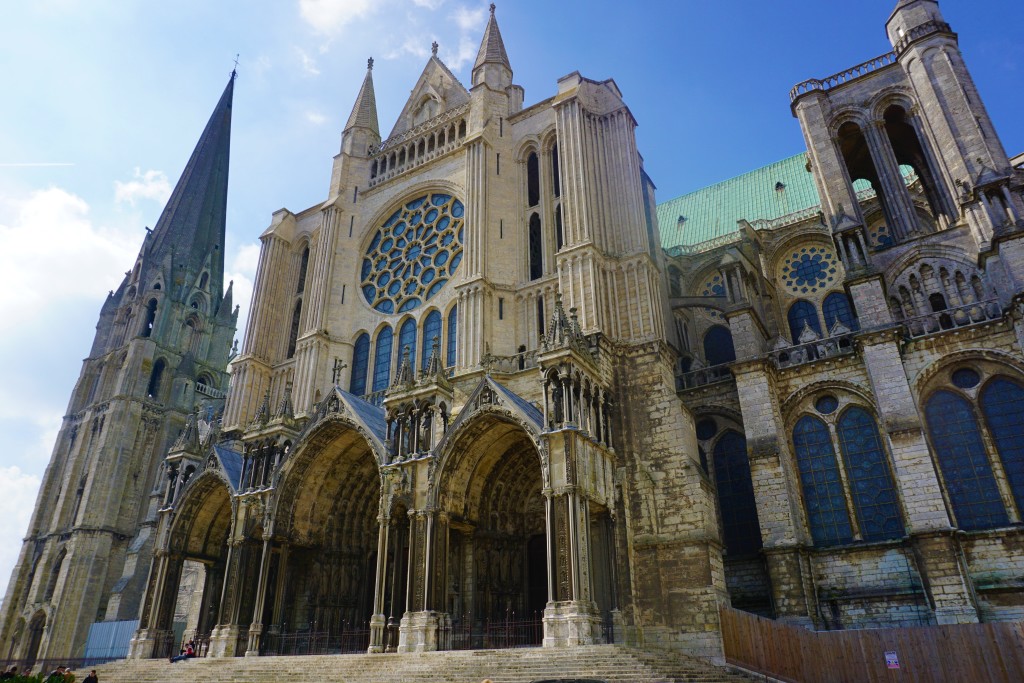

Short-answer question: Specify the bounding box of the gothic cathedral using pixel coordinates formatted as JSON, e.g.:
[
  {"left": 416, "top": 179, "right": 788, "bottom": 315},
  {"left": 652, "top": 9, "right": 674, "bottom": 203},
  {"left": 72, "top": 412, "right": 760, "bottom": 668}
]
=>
[{"left": 4, "top": 0, "right": 1024, "bottom": 665}]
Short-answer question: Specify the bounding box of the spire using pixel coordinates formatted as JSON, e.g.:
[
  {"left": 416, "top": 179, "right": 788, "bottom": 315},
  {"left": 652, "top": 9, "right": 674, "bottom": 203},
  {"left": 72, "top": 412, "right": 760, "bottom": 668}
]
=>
[
  {"left": 145, "top": 72, "right": 234, "bottom": 295},
  {"left": 472, "top": 4, "right": 511, "bottom": 85},
  {"left": 345, "top": 58, "right": 380, "bottom": 136}
]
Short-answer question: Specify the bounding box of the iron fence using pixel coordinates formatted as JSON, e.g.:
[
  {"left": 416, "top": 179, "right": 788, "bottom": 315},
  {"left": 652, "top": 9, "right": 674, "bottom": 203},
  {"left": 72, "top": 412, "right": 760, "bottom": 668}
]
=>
[{"left": 440, "top": 611, "right": 543, "bottom": 650}]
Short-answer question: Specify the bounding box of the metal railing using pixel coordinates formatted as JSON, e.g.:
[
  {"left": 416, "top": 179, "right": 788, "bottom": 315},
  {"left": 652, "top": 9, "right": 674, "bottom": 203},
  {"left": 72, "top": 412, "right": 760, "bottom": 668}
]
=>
[
  {"left": 440, "top": 611, "right": 544, "bottom": 650},
  {"left": 259, "top": 623, "right": 370, "bottom": 656}
]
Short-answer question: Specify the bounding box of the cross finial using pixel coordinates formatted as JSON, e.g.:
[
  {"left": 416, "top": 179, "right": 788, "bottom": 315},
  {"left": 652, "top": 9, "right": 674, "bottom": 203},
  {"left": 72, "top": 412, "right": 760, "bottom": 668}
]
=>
[
  {"left": 367, "top": 56, "right": 374, "bottom": 71},
  {"left": 489, "top": 3, "right": 496, "bottom": 15},
  {"left": 232, "top": 53, "right": 239, "bottom": 78},
  {"left": 431, "top": 41, "right": 439, "bottom": 57}
]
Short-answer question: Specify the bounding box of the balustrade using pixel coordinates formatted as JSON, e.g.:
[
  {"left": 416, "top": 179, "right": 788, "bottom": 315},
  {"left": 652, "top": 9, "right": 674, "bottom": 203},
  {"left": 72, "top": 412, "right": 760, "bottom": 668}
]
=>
[
  {"left": 770, "top": 332, "right": 856, "bottom": 370},
  {"left": 790, "top": 52, "right": 897, "bottom": 102},
  {"left": 369, "top": 104, "right": 470, "bottom": 187},
  {"left": 902, "top": 299, "right": 1001, "bottom": 339}
]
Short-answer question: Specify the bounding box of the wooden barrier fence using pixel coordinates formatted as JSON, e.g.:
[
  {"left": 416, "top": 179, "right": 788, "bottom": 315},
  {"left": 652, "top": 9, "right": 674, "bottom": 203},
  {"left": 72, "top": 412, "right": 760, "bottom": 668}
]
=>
[{"left": 720, "top": 605, "right": 1024, "bottom": 682}]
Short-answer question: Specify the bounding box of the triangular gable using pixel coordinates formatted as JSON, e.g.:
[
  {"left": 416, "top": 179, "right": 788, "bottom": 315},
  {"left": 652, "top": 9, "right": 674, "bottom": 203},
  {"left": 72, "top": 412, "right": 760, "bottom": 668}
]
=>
[
  {"left": 213, "top": 445, "right": 243, "bottom": 492},
  {"left": 336, "top": 387, "right": 388, "bottom": 445},
  {"left": 387, "top": 56, "right": 470, "bottom": 139},
  {"left": 441, "top": 377, "right": 544, "bottom": 451}
]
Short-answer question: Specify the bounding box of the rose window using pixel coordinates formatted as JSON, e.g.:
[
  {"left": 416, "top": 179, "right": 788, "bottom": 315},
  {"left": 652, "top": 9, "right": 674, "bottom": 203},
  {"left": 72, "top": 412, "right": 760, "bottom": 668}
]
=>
[
  {"left": 360, "top": 193, "right": 464, "bottom": 314},
  {"left": 781, "top": 246, "right": 838, "bottom": 295},
  {"left": 699, "top": 272, "right": 725, "bottom": 297}
]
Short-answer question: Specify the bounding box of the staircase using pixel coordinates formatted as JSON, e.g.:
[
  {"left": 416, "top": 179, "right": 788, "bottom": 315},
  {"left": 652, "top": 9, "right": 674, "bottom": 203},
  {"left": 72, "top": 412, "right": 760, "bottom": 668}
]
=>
[{"left": 92, "top": 645, "right": 759, "bottom": 683}]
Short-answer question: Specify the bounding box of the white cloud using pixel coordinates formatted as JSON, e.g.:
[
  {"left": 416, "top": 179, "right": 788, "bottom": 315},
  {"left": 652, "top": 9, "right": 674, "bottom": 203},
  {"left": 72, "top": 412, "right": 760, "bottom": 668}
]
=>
[
  {"left": 114, "top": 168, "right": 172, "bottom": 206},
  {"left": 225, "top": 242, "right": 260, "bottom": 344},
  {"left": 384, "top": 35, "right": 432, "bottom": 61},
  {"left": 453, "top": 5, "right": 486, "bottom": 31},
  {"left": 445, "top": 35, "right": 478, "bottom": 70},
  {"left": 0, "top": 466, "right": 42, "bottom": 601},
  {"left": 0, "top": 187, "right": 137, "bottom": 320},
  {"left": 299, "top": 0, "right": 375, "bottom": 35},
  {"left": 297, "top": 48, "right": 321, "bottom": 76},
  {"left": 305, "top": 110, "right": 328, "bottom": 125},
  {"left": 412, "top": 0, "right": 445, "bottom": 9}
]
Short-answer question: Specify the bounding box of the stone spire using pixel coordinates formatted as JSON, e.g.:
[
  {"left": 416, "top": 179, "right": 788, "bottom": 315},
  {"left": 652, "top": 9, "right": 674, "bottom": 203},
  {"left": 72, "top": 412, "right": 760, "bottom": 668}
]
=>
[
  {"left": 472, "top": 4, "right": 512, "bottom": 87},
  {"left": 144, "top": 72, "right": 234, "bottom": 295},
  {"left": 344, "top": 57, "right": 380, "bottom": 136}
]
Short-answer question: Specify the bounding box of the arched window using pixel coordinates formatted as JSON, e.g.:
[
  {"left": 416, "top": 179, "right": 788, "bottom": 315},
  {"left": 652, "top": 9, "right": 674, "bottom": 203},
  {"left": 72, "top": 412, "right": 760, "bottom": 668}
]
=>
[
  {"left": 398, "top": 318, "right": 417, "bottom": 374},
  {"left": 980, "top": 378, "right": 1024, "bottom": 514},
  {"left": 43, "top": 549, "right": 66, "bottom": 601},
  {"left": 421, "top": 310, "right": 442, "bottom": 369},
  {"left": 822, "top": 292, "right": 859, "bottom": 333},
  {"left": 793, "top": 415, "right": 853, "bottom": 546},
  {"left": 787, "top": 299, "right": 822, "bottom": 342},
  {"left": 147, "top": 358, "right": 166, "bottom": 399},
  {"left": 297, "top": 246, "right": 310, "bottom": 294},
  {"left": 703, "top": 325, "right": 735, "bottom": 366},
  {"left": 551, "top": 144, "right": 561, "bottom": 198},
  {"left": 713, "top": 430, "right": 762, "bottom": 556},
  {"left": 529, "top": 213, "right": 543, "bottom": 280},
  {"left": 199, "top": 272, "right": 208, "bottom": 290},
  {"left": 350, "top": 333, "right": 370, "bottom": 395},
  {"left": 446, "top": 305, "right": 458, "bottom": 368},
  {"left": 527, "top": 152, "right": 540, "bottom": 207},
  {"left": 287, "top": 301, "right": 302, "bottom": 358},
  {"left": 142, "top": 299, "right": 158, "bottom": 338},
  {"left": 925, "top": 390, "right": 1006, "bottom": 530},
  {"left": 836, "top": 407, "right": 902, "bottom": 541},
  {"left": 372, "top": 327, "right": 393, "bottom": 392},
  {"left": 555, "top": 205, "right": 563, "bottom": 251}
]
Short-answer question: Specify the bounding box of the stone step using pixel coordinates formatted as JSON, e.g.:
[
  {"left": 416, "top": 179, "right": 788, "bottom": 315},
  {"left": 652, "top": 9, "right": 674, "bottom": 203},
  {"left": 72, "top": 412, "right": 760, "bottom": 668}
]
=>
[{"left": 92, "top": 645, "right": 755, "bottom": 683}]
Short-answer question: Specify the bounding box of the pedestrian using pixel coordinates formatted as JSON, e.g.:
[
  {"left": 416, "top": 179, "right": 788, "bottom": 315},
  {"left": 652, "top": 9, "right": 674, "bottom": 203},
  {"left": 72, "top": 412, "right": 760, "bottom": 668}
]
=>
[
  {"left": 45, "top": 666, "right": 67, "bottom": 682},
  {"left": 169, "top": 641, "right": 195, "bottom": 663},
  {"left": 83, "top": 670, "right": 99, "bottom": 683}
]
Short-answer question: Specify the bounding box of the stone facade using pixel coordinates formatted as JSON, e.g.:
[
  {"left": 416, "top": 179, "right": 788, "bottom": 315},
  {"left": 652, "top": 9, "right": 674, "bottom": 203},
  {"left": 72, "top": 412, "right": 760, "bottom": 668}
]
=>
[
  {"left": 0, "top": 77, "right": 239, "bottom": 663},
  {"left": 5, "top": 0, "right": 1024, "bottom": 667}
]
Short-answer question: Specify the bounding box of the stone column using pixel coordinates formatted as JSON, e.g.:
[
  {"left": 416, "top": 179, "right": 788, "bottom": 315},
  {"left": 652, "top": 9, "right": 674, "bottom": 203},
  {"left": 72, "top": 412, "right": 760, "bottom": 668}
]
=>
[
  {"left": 543, "top": 484, "right": 600, "bottom": 648},
  {"left": 209, "top": 540, "right": 245, "bottom": 657},
  {"left": 368, "top": 518, "right": 390, "bottom": 653},
  {"left": 129, "top": 552, "right": 175, "bottom": 658},
  {"left": 245, "top": 538, "right": 273, "bottom": 656},
  {"left": 398, "top": 510, "right": 444, "bottom": 653}
]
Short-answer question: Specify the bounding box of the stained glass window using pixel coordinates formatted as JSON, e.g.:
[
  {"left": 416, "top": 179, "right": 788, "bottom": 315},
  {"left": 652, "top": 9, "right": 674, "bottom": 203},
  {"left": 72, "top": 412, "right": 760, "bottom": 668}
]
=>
[
  {"left": 421, "top": 310, "right": 442, "bottom": 370},
  {"left": 297, "top": 246, "right": 309, "bottom": 294},
  {"left": 793, "top": 415, "right": 853, "bottom": 546},
  {"left": 529, "top": 213, "right": 543, "bottom": 280},
  {"left": 398, "top": 318, "right": 417, "bottom": 374},
  {"left": 980, "top": 377, "right": 1024, "bottom": 515},
  {"left": 926, "top": 390, "right": 1007, "bottom": 530},
  {"left": 788, "top": 300, "right": 822, "bottom": 342},
  {"left": 713, "top": 430, "right": 762, "bottom": 556},
  {"left": 836, "top": 407, "right": 903, "bottom": 541},
  {"left": 703, "top": 325, "right": 736, "bottom": 366},
  {"left": 360, "top": 194, "right": 464, "bottom": 314},
  {"left": 446, "top": 305, "right": 457, "bottom": 368},
  {"left": 952, "top": 368, "right": 981, "bottom": 389},
  {"left": 287, "top": 301, "right": 302, "bottom": 358},
  {"left": 780, "top": 246, "right": 838, "bottom": 295},
  {"left": 527, "top": 152, "right": 540, "bottom": 207},
  {"left": 350, "top": 333, "right": 370, "bottom": 395},
  {"left": 372, "top": 326, "right": 393, "bottom": 392},
  {"left": 822, "top": 292, "right": 859, "bottom": 332}
]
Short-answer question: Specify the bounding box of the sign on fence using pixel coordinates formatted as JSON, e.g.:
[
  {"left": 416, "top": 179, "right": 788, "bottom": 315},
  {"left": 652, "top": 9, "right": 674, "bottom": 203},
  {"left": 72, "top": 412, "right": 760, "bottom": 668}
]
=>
[{"left": 885, "top": 651, "right": 900, "bottom": 669}]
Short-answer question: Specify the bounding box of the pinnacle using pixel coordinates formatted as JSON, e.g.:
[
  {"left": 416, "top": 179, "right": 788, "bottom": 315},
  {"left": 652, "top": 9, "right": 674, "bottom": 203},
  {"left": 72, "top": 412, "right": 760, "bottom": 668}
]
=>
[
  {"left": 472, "top": 2, "right": 510, "bottom": 75},
  {"left": 345, "top": 58, "right": 380, "bottom": 135}
]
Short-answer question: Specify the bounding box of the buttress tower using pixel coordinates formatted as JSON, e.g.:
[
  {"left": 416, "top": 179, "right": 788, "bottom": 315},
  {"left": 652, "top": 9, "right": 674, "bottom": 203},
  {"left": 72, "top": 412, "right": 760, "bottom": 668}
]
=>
[{"left": 0, "top": 73, "right": 239, "bottom": 663}]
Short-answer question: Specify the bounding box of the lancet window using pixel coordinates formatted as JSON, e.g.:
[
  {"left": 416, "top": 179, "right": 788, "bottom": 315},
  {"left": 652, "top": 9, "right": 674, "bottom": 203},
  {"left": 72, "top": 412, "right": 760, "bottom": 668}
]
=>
[{"left": 925, "top": 370, "right": 1024, "bottom": 530}]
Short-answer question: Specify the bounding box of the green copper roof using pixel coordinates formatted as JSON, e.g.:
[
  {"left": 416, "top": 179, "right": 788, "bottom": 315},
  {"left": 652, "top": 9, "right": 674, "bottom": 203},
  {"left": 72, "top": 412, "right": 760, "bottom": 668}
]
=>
[{"left": 657, "top": 153, "right": 820, "bottom": 251}]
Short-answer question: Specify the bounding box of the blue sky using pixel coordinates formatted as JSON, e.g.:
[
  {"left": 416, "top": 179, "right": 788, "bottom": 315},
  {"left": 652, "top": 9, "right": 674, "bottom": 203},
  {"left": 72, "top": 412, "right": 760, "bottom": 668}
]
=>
[{"left": 0, "top": 0, "right": 1021, "bottom": 599}]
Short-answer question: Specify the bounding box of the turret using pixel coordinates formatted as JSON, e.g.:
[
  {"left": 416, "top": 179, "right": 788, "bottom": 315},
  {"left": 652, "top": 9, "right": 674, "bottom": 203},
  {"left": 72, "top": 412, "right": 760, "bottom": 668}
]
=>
[{"left": 471, "top": 4, "right": 512, "bottom": 91}]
